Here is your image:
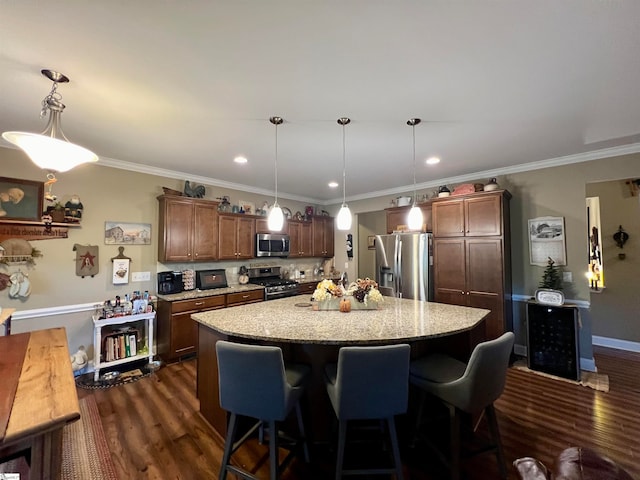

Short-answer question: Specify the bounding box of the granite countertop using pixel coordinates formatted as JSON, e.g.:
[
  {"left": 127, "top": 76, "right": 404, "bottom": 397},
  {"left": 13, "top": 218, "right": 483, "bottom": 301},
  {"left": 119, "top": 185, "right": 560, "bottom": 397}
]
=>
[
  {"left": 157, "top": 283, "right": 264, "bottom": 302},
  {"left": 192, "top": 295, "right": 489, "bottom": 345}
]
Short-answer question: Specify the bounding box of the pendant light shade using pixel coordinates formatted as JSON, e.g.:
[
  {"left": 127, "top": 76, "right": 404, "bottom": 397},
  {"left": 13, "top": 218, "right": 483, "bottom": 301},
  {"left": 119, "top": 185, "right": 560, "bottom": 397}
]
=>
[
  {"left": 336, "top": 117, "right": 352, "bottom": 231},
  {"left": 267, "top": 116, "right": 285, "bottom": 231},
  {"left": 2, "top": 69, "right": 98, "bottom": 172},
  {"left": 407, "top": 118, "right": 423, "bottom": 231}
]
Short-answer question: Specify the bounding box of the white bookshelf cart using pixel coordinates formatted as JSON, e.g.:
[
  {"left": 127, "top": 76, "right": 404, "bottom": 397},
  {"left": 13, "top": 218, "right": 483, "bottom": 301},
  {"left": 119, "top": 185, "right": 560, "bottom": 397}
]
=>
[{"left": 93, "top": 311, "right": 156, "bottom": 381}]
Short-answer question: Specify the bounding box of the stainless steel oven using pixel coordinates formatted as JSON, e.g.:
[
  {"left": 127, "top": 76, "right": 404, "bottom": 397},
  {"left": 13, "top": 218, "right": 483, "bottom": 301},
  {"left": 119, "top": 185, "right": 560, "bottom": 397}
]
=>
[{"left": 248, "top": 266, "right": 299, "bottom": 300}]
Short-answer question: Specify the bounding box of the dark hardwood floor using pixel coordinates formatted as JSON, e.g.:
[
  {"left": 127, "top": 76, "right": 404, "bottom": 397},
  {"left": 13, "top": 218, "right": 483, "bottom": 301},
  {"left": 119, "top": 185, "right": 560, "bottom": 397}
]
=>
[{"left": 78, "top": 345, "right": 640, "bottom": 479}]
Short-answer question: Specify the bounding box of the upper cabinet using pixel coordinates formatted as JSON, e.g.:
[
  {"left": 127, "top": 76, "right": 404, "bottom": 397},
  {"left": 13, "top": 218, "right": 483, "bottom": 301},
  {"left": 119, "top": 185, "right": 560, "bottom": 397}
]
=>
[
  {"left": 385, "top": 203, "right": 432, "bottom": 233},
  {"left": 289, "top": 220, "right": 312, "bottom": 257},
  {"left": 158, "top": 195, "right": 219, "bottom": 263},
  {"left": 218, "top": 213, "right": 256, "bottom": 260},
  {"left": 432, "top": 194, "right": 502, "bottom": 237},
  {"left": 312, "top": 216, "right": 334, "bottom": 257}
]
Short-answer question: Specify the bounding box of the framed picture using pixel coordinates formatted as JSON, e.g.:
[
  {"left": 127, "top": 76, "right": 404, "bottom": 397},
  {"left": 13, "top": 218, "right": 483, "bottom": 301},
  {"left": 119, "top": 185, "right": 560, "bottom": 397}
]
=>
[
  {"left": 104, "top": 221, "right": 152, "bottom": 245},
  {"left": 238, "top": 200, "right": 255, "bottom": 215},
  {"left": 528, "top": 216, "right": 566, "bottom": 266},
  {"left": 0, "top": 177, "right": 44, "bottom": 221},
  {"left": 367, "top": 235, "right": 376, "bottom": 250}
]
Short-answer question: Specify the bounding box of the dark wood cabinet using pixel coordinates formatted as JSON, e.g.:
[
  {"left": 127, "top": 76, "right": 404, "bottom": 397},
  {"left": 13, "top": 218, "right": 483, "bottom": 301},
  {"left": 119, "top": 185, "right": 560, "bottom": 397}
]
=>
[
  {"left": 297, "top": 281, "right": 317, "bottom": 294},
  {"left": 226, "top": 289, "right": 264, "bottom": 307},
  {"left": 432, "top": 190, "right": 511, "bottom": 341},
  {"left": 157, "top": 290, "right": 264, "bottom": 362},
  {"left": 432, "top": 194, "right": 502, "bottom": 237},
  {"left": 157, "top": 195, "right": 219, "bottom": 262},
  {"left": 289, "top": 220, "right": 312, "bottom": 257},
  {"left": 218, "top": 213, "right": 256, "bottom": 260},
  {"left": 385, "top": 204, "right": 432, "bottom": 233},
  {"left": 312, "top": 216, "right": 334, "bottom": 257},
  {"left": 157, "top": 295, "right": 226, "bottom": 361}
]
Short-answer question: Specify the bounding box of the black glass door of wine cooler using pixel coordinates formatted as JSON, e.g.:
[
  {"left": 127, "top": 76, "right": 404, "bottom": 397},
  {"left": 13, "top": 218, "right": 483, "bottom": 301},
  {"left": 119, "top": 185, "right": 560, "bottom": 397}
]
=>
[{"left": 526, "top": 302, "right": 580, "bottom": 381}]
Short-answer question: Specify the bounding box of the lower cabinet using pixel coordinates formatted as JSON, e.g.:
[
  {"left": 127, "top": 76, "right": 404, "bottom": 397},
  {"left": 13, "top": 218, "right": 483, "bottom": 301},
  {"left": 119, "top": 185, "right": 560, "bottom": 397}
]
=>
[
  {"left": 226, "top": 289, "right": 263, "bottom": 307},
  {"left": 157, "top": 296, "right": 225, "bottom": 362},
  {"left": 157, "top": 290, "right": 265, "bottom": 362}
]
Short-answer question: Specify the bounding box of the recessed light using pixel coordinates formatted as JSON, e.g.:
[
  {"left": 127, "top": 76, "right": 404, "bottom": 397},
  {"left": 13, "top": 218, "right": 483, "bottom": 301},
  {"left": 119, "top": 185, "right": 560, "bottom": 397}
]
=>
[
  {"left": 234, "top": 156, "right": 248, "bottom": 164},
  {"left": 328, "top": 181, "right": 339, "bottom": 188},
  {"left": 426, "top": 156, "right": 440, "bottom": 165}
]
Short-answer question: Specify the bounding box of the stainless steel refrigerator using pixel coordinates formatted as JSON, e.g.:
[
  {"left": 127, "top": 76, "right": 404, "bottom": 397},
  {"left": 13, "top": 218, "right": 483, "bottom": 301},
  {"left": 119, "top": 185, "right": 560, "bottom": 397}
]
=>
[{"left": 375, "top": 233, "right": 433, "bottom": 301}]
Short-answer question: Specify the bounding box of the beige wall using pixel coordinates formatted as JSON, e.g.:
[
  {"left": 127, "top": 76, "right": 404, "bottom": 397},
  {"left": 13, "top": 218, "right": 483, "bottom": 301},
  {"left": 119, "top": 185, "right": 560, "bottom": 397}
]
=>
[{"left": 587, "top": 180, "right": 640, "bottom": 343}]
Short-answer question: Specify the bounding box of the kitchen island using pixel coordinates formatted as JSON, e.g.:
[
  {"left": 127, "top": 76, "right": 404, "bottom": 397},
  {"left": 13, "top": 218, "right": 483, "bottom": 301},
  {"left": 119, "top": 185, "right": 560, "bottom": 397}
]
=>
[{"left": 193, "top": 294, "right": 489, "bottom": 439}]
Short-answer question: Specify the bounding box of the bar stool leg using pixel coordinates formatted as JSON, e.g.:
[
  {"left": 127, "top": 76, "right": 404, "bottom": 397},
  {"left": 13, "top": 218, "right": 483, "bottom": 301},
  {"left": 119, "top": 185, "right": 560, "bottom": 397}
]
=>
[
  {"left": 220, "top": 413, "right": 239, "bottom": 480},
  {"left": 268, "top": 419, "right": 278, "bottom": 480},
  {"left": 486, "top": 405, "right": 507, "bottom": 480},
  {"left": 335, "top": 421, "right": 347, "bottom": 480},
  {"left": 387, "top": 416, "right": 404, "bottom": 480}
]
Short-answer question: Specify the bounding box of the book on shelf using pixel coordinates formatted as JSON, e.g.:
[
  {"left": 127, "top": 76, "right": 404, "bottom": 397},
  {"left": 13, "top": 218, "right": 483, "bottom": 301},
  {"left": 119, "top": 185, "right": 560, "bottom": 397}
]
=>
[{"left": 102, "top": 330, "right": 139, "bottom": 362}]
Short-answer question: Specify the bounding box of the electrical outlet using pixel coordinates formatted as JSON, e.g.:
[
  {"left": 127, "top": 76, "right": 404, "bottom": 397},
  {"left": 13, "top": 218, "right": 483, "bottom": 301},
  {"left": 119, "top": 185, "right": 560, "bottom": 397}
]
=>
[
  {"left": 132, "top": 271, "right": 151, "bottom": 282},
  {"left": 345, "top": 262, "right": 349, "bottom": 269},
  {"left": 563, "top": 271, "right": 572, "bottom": 283}
]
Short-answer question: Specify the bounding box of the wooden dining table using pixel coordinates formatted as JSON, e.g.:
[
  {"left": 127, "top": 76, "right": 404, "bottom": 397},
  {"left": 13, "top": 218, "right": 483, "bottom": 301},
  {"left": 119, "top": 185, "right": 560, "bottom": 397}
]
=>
[{"left": 0, "top": 327, "right": 80, "bottom": 479}]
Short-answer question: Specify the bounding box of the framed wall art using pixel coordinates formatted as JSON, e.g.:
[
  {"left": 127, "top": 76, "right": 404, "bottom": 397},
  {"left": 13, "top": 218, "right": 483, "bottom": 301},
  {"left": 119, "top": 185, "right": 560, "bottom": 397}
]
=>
[
  {"left": 104, "top": 221, "right": 151, "bottom": 245},
  {"left": 0, "top": 177, "right": 44, "bottom": 221},
  {"left": 528, "top": 216, "right": 566, "bottom": 266}
]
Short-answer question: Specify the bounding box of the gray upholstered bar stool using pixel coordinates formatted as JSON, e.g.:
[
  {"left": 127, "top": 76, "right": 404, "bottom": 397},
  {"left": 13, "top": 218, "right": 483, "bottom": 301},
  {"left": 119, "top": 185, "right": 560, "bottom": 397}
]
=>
[
  {"left": 324, "top": 344, "right": 411, "bottom": 480},
  {"left": 409, "top": 331, "right": 514, "bottom": 480},
  {"left": 216, "top": 340, "right": 311, "bottom": 480}
]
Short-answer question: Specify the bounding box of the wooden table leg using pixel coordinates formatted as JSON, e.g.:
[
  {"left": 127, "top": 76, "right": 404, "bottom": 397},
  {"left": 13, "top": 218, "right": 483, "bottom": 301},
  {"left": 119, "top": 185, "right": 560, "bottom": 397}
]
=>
[{"left": 29, "top": 428, "right": 63, "bottom": 480}]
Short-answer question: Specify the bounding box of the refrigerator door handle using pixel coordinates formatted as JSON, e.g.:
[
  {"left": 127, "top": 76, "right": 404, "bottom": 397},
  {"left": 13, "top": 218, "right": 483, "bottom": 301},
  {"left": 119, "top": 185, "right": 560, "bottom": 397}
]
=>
[{"left": 396, "top": 238, "right": 402, "bottom": 297}]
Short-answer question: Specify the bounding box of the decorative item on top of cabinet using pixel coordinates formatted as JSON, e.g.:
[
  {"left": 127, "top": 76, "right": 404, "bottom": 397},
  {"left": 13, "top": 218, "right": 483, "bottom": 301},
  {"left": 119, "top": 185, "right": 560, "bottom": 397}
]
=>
[
  {"left": 432, "top": 189, "right": 512, "bottom": 341},
  {"left": 183, "top": 180, "right": 205, "bottom": 198},
  {"left": 157, "top": 194, "right": 219, "bottom": 263}
]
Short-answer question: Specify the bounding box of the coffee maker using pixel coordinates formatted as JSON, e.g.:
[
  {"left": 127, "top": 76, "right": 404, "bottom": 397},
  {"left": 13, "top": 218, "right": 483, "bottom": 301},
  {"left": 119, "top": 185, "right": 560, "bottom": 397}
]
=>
[{"left": 157, "top": 271, "right": 183, "bottom": 295}]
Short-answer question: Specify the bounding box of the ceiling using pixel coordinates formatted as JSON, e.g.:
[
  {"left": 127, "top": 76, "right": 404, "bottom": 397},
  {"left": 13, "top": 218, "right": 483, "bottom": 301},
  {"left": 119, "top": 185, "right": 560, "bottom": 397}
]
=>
[{"left": 2, "top": 1, "right": 640, "bottom": 205}]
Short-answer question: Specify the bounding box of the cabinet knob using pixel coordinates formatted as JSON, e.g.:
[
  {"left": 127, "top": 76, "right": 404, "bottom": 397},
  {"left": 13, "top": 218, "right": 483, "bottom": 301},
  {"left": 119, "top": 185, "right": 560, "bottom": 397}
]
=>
[
  {"left": 195, "top": 301, "right": 205, "bottom": 306},
  {"left": 242, "top": 295, "right": 249, "bottom": 299}
]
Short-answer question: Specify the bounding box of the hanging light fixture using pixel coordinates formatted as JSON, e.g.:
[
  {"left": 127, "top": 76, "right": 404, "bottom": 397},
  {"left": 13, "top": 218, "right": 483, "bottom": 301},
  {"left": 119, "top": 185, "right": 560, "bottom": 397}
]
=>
[
  {"left": 407, "top": 118, "right": 424, "bottom": 231},
  {"left": 2, "top": 69, "right": 98, "bottom": 173},
  {"left": 336, "top": 117, "right": 352, "bottom": 231},
  {"left": 267, "top": 116, "right": 285, "bottom": 231}
]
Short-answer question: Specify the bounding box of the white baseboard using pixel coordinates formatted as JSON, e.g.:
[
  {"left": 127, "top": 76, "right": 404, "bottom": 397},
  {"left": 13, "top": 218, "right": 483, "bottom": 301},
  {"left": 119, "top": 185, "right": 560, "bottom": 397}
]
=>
[{"left": 593, "top": 335, "right": 640, "bottom": 353}]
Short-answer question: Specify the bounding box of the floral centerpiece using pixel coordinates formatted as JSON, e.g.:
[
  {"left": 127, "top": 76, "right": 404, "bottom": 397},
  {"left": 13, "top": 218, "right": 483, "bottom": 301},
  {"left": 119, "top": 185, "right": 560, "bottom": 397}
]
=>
[{"left": 312, "top": 278, "right": 383, "bottom": 310}]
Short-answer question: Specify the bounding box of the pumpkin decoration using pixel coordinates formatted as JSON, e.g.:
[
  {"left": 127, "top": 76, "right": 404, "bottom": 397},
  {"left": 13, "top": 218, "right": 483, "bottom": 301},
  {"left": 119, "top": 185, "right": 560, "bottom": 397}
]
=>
[{"left": 339, "top": 298, "right": 352, "bottom": 313}]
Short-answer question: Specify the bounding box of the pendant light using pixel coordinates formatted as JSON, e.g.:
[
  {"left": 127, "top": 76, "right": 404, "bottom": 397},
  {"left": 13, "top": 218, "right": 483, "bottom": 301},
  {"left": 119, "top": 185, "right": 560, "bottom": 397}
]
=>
[
  {"left": 336, "top": 117, "right": 352, "bottom": 231},
  {"left": 407, "top": 118, "right": 424, "bottom": 231},
  {"left": 267, "top": 116, "right": 285, "bottom": 231},
  {"left": 2, "top": 69, "right": 98, "bottom": 173}
]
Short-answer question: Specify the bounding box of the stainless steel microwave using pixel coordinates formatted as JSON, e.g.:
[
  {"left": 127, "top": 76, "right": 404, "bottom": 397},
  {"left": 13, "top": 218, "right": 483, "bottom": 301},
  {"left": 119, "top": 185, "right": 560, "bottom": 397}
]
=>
[{"left": 256, "top": 233, "right": 290, "bottom": 257}]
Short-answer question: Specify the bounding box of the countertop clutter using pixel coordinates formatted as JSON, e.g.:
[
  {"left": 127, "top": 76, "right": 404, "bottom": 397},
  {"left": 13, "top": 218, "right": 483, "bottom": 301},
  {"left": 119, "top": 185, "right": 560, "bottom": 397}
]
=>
[{"left": 156, "top": 275, "right": 340, "bottom": 302}]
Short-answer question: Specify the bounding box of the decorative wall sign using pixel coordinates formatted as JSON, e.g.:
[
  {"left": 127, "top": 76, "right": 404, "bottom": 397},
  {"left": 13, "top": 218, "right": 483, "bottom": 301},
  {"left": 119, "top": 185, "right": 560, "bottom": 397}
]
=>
[
  {"left": 74, "top": 244, "right": 99, "bottom": 277},
  {"left": 104, "top": 221, "right": 151, "bottom": 245},
  {"left": 528, "top": 216, "right": 566, "bottom": 266},
  {"left": 0, "top": 177, "right": 44, "bottom": 221}
]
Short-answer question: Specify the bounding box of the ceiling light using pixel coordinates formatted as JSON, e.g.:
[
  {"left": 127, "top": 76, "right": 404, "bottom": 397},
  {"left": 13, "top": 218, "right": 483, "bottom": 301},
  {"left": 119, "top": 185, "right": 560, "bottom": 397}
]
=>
[
  {"left": 267, "top": 116, "right": 284, "bottom": 232},
  {"left": 2, "top": 69, "right": 98, "bottom": 173},
  {"left": 328, "top": 181, "right": 339, "bottom": 188},
  {"left": 426, "top": 156, "right": 440, "bottom": 165},
  {"left": 407, "top": 118, "right": 423, "bottom": 231},
  {"left": 336, "top": 117, "right": 352, "bottom": 231},
  {"left": 234, "top": 156, "right": 248, "bottom": 164}
]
